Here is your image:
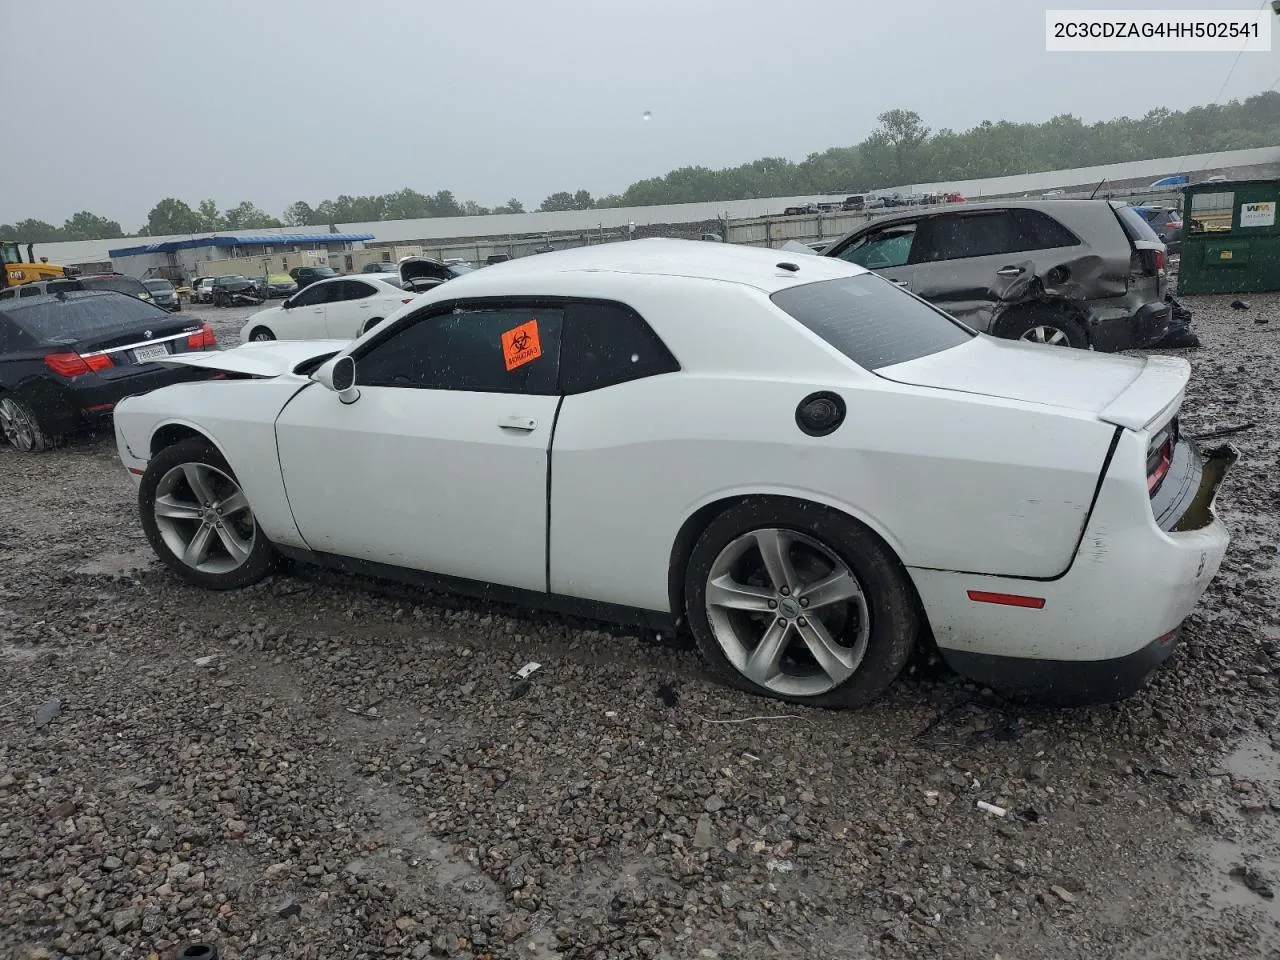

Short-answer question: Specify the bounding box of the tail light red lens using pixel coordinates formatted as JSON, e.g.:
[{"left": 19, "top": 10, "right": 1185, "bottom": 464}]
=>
[
  {"left": 186, "top": 324, "right": 217, "bottom": 350},
  {"left": 44, "top": 352, "right": 113, "bottom": 377},
  {"left": 1154, "top": 250, "right": 1165, "bottom": 271}
]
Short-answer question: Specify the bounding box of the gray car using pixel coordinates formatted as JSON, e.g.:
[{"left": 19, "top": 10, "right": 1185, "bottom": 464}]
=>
[{"left": 821, "top": 199, "right": 1171, "bottom": 351}]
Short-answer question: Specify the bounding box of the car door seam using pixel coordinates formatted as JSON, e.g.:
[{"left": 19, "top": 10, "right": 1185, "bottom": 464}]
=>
[
  {"left": 273, "top": 380, "right": 327, "bottom": 552},
  {"left": 545, "top": 393, "right": 565, "bottom": 594}
]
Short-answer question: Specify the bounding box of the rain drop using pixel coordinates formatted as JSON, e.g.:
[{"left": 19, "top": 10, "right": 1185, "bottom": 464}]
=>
[{"left": 642, "top": 110, "right": 652, "bottom": 121}]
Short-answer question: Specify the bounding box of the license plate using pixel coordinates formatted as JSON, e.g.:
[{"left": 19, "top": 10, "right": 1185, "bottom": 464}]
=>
[{"left": 133, "top": 343, "right": 169, "bottom": 363}]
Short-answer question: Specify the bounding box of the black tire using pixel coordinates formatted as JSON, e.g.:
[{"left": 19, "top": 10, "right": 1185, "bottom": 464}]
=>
[
  {"left": 994, "top": 307, "right": 1088, "bottom": 349},
  {"left": 139, "top": 437, "right": 276, "bottom": 590},
  {"left": 683, "top": 498, "right": 919, "bottom": 709},
  {"left": 362, "top": 317, "right": 383, "bottom": 334},
  {"left": 0, "top": 393, "right": 53, "bottom": 453},
  {"left": 248, "top": 327, "right": 276, "bottom": 342}
]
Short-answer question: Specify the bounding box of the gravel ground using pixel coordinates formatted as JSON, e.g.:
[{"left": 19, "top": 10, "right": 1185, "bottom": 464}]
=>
[{"left": 1, "top": 294, "right": 1279, "bottom": 960}]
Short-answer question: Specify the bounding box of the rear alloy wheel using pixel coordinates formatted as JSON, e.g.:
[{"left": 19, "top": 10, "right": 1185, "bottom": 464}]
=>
[
  {"left": 249, "top": 327, "right": 275, "bottom": 342},
  {"left": 996, "top": 309, "right": 1088, "bottom": 349},
  {"left": 0, "top": 395, "right": 51, "bottom": 453},
  {"left": 684, "top": 500, "right": 918, "bottom": 708},
  {"left": 139, "top": 438, "right": 276, "bottom": 589}
]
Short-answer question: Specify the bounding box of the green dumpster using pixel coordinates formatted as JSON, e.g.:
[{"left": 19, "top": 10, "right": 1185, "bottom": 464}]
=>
[{"left": 1178, "top": 178, "right": 1280, "bottom": 295}]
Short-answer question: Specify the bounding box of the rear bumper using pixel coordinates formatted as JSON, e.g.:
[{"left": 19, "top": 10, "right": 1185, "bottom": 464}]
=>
[
  {"left": 911, "top": 436, "right": 1234, "bottom": 703},
  {"left": 1089, "top": 300, "right": 1172, "bottom": 352},
  {"left": 18, "top": 365, "right": 215, "bottom": 434},
  {"left": 941, "top": 628, "right": 1179, "bottom": 704}
]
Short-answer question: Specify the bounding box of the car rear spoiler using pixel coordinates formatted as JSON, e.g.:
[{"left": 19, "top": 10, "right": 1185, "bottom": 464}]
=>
[{"left": 1096, "top": 355, "right": 1190, "bottom": 432}]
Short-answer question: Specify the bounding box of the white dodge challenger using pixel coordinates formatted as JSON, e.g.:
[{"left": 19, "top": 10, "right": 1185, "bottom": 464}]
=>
[{"left": 112, "top": 240, "right": 1235, "bottom": 708}]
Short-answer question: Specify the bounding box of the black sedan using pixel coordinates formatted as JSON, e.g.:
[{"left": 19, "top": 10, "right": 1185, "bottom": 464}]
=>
[
  {"left": 144, "top": 278, "right": 182, "bottom": 312},
  {"left": 0, "top": 291, "right": 218, "bottom": 453}
]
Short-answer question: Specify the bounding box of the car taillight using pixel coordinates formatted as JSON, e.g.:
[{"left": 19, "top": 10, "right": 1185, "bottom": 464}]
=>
[
  {"left": 186, "top": 324, "right": 217, "bottom": 350},
  {"left": 44, "top": 352, "right": 113, "bottom": 377},
  {"left": 1147, "top": 420, "right": 1177, "bottom": 496},
  {"left": 1153, "top": 249, "right": 1165, "bottom": 271},
  {"left": 401, "top": 298, "right": 414, "bottom": 304},
  {"left": 1168, "top": 220, "right": 1182, "bottom": 230}
]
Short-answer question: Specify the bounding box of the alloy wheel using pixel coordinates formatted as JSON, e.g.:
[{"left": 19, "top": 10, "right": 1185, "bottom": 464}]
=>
[
  {"left": 152, "top": 462, "right": 257, "bottom": 574},
  {"left": 704, "top": 527, "right": 871, "bottom": 697},
  {"left": 0, "top": 398, "right": 36, "bottom": 451},
  {"left": 1019, "top": 324, "right": 1070, "bottom": 346},
  {"left": 251, "top": 329, "right": 274, "bottom": 342}
]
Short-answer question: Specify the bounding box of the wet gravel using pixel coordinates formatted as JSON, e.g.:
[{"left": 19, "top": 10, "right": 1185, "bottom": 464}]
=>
[{"left": 1, "top": 294, "right": 1279, "bottom": 960}]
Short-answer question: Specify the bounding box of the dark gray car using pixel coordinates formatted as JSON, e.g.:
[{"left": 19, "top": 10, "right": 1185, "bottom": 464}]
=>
[{"left": 821, "top": 199, "right": 1171, "bottom": 351}]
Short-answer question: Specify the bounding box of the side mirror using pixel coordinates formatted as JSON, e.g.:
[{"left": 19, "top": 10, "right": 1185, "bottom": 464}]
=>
[
  {"left": 281, "top": 298, "right": 293, "bottom": 309},
  {"left": 313, "top": 355, "right": 360, "bottom": 404}
]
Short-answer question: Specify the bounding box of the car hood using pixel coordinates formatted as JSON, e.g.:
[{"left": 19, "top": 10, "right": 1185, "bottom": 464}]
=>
[
  {"left": 876, "top": 335, "right": 1190, "bottom": 431},
  {"left": 154, "top": 340, "right": 348, "bottom": 378}
]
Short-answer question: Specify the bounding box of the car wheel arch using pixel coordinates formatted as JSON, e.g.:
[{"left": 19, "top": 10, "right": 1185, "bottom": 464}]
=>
[
  {"left": 992, "top": 299, "right": 1090, "bottom": 343},
  {"left": 665, "top": 491, "right": 917, "bottom": 626},
  {"left": 149, "top": 420, "right": 228, "bottom": 461}
]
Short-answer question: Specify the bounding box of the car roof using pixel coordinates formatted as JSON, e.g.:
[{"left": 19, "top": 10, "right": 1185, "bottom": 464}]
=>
[{"left": 459, "top": 238, "right": 866, "bottom": 292}]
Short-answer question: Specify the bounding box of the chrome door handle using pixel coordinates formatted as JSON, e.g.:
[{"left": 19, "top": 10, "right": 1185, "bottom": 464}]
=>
[
  {"left": 996, "top": 266, "right": 1025, "bottom": 276},
  {"left": 891, "top": 279, "right": 909, "bottom": 286},
  {"left": 499, "top": 416, "right": 537, "bottom": 432}
]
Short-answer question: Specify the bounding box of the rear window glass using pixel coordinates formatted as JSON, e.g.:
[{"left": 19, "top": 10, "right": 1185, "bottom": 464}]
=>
[
  {"left": 81, "top": 276, "right": 145, "bottom": 296},
  {"left": 6, "top": 295, "right": 168, "bottom": 340},
  {"left": 770, "top": 274, "right": 973, "bottom": 370},
  {"left": 1114, "top": 206, "right": 1162, "bottom": 244}
]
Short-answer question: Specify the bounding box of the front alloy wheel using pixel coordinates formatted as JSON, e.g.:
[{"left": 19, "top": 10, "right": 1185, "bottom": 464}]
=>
[
  {"left": 153, "top": 462, "right": 256, "bottom": 575},
  {"left": 139, "top": 438, "right": 276, "bottom": 589}
]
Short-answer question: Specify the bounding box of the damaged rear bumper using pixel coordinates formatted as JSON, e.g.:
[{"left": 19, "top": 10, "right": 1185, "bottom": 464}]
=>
[
  {"left": 909, "top": 438, "right": 1235, "bottom": 704},
  {"left": 1089, "top": 300, "right": 1172, "bottom": 352}
]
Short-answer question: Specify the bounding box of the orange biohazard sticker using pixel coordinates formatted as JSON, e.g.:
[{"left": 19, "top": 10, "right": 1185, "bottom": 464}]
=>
[{"left": 501, "top": 318, "right": 542, "bottom": 371}]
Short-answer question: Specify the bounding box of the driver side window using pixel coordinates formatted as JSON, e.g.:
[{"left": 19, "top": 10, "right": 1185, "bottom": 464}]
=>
[
  {"left": 355, "top": 306, "right": 563, "bottom": 395},
  {"left": 835, "top": 224, "right": 917, "bottom": 269},
  {"left": 291, "top": 282, "right": 332, "bottom": 307}
]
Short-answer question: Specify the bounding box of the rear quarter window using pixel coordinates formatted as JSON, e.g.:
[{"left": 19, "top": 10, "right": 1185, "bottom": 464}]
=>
[{"left": 770, "top": 274, "right": 974, "bottom": 371}]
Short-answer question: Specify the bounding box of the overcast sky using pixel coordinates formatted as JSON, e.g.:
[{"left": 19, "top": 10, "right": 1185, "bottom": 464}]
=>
[{"left": 7, "top": 0, "right": 1280, "bottom": 229}]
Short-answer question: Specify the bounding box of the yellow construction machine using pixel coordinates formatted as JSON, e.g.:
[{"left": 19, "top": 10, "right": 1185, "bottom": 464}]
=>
[{"left": 1, "top": 240, "right": 74, "bottom": 289}]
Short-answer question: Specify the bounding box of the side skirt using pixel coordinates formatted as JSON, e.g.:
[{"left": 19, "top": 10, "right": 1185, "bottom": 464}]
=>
[{"left": 273, "top": 544, "right": 679, "bottom": 634}]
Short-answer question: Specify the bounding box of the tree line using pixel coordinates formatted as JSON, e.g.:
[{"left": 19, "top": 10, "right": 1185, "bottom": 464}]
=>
[{"left": 7, "top": 91, "right": 1280, "bottom": 244}]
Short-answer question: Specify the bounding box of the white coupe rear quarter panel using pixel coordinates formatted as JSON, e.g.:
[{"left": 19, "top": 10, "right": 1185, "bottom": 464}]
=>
[{"left": 548, "top": 281, "right": 1117, "bottom": 611}]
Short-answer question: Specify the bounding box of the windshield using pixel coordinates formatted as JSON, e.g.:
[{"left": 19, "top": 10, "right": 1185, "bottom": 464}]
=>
[
  {"left": 1, "top": 242, "right": 23, "bottom": 265},
  {"left": 446, "top": 263, "right": 476, "bottom": 277},
  {"left": 6, "top": 294, "right": 168, "bottom": 340},
  {"left": 216, "top": 276, "right": 249, "bottom": 284},
  {"left": 144, "top": 279, "right": 174, "bottom": 292},
  {"left": 771, "top": 273, "right": 973, "bottom": 369},
  {"left": 309, "top": 266, "right": 337, "bottom": 276}
]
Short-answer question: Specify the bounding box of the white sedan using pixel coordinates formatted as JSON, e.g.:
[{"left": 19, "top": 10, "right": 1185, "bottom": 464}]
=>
[
  {"left": 238, "top": 275, "right": 417, "bottom": 343},
  {"left": 113, "top": 240, "right": 1233, "bottom": 708}
]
